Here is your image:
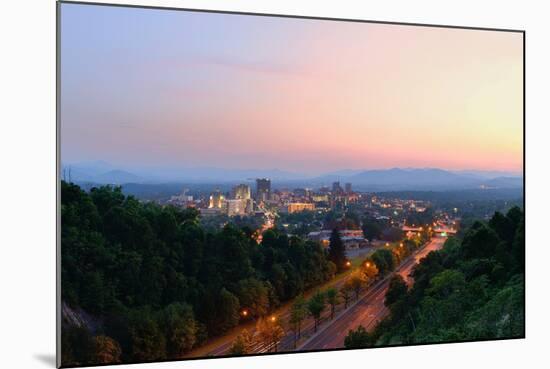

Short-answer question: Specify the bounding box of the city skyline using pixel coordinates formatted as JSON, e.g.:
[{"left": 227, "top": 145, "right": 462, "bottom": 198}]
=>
[{"left": 61, "top": 4, "right": 523, "bottom": 175}]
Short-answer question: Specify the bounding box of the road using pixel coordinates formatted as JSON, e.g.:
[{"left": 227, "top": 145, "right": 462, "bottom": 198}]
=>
[
  {"left": 185, "top": 236, "right": 445, "bottom": 357},
  {"left": 184, "top": 245, "right": 376, "bottom": 357},
  {"left": 299, "top": 236, "right": 446, "bottom": 351}
]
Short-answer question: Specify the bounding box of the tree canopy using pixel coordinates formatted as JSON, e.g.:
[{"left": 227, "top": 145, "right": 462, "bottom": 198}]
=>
[{"left": 61, "top": 181, "right": 336, "bottom": 365}]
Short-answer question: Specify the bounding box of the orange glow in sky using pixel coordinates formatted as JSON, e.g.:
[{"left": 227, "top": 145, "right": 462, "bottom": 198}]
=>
[{"left": 61, "top": 6, "right": 523, "bottom": 174}]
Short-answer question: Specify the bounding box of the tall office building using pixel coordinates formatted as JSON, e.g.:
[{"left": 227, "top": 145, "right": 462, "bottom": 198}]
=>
[
  {"left": 332, "top": 181, "right": 343, "bottom": 194},
  {"left": 226, "top": 199, "right": 246, "bottom": 216},
  {"left": 345, "top": 183, "right": 352, "bottom": 193},
  {"left": 232, "top": 184, "right": 251, "bottom": 200},
  {"left": 256, "top": 178, "right": 271, "bottom": 202}
]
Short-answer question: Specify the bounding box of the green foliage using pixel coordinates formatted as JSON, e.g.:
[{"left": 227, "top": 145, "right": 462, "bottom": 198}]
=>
[
  {"left": 385, "top": 274, "right": 408, "bottom": 308},
  {"left": 344, "top": 325, "right": 371, "bottom": 348},
  {"left": 61, "top": 181, "right": 336, "bottom": 363},
  {"left": 361, "top": 219, "right": 382, "bottom": 242},
  {"left": 229, "top": 329, "right": 254, "bottom": 355},
  {"left": 289, "top": 294, "right": 308, "bottom": 346},
  {"left": 128, "top": 308, "right": 166, "bottom": 362},
  {"left": 158, "top": 303, "right": 197, "bottom": 356},
  {"left": 326, "top": 287, "right": 339, "bottom": 320},
  {"left": 328, "top": 229, "right": 347, "bottom": 272},
  {"left": 370, "top": 207, "right": 524, "bottom": 346},
  {"left": 308, "top": 291, "right": 326, "bottom": 332},
  {"left": 371, "top": 248, "right": 395, "bottom": 276},
  {"left": 346, "top": 269, "right": 367, "bottom": 300}
]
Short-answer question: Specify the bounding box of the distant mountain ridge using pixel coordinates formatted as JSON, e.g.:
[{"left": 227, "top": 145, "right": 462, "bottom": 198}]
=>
[{"left": 62, "top": 162, "right": 523, "bottom": 191}]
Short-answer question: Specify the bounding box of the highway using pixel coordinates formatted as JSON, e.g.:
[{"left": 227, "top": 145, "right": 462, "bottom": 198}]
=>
[
  {"left": 185, "top": 236, "right": 445, "bottom": 357},
  {"left": 299, "top": 236, "right": 446, "bottom": 351}
]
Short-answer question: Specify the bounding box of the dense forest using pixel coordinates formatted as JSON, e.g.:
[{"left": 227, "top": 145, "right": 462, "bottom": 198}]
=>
[
  {"left": 345, "top": 207, "right": 524, "bottom": 348},
  {"left": 61, "top": 181, "right": 336, "bottom": 366}
]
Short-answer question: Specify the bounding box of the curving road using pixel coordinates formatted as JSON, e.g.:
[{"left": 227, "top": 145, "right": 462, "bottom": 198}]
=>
[{"left": 299, "top": 236, "right": 446, "bottom": 351}]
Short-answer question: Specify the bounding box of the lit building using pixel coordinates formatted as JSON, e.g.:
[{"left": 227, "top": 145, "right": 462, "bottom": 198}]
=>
[
  {"left": 332, "top": 181, "right": 343, "bottom": 194},
  {"left": 256, "top": 178, "right": 271, "bottom": 202},
  {"left": 232, "top": 184, "right": 251, "bottom": 200},
  {"left": 311, "top": 194, "right": 329, "bottom": 202},
  {"left": 286, "top": 202, "right": 315, "bottom": 213},
  {"left": 226, "top": 199, "right": 247, "bottom": 217},
  {"left": 209, "top": 190, "right": 225, "bottom": 209}
]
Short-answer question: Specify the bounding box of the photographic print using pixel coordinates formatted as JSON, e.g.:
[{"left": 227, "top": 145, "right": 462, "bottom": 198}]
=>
[{"left": 58, "top": 2, "right": 524, "bottom": 367}]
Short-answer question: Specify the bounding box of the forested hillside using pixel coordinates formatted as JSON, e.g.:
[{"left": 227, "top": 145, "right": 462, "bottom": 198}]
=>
[
  {"left": 345, "top": 207, "right": 524, "bottom": 348},
  {"left": 61, "top": 182, "right": 336, "bottom": 366}
]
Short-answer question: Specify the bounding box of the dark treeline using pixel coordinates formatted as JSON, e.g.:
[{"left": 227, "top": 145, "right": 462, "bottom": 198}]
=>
[
  {"left": 345, "top": 207, "right": 524, "bottom": 348},
  {"left": 61, "top": 181, "right": 336, "bottom": 366}
]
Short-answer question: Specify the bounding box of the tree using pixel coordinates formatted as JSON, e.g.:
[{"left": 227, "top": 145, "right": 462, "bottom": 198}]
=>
[
  {"left": 326, "top": 288, "right": 339, "bottom": 320},
  {"left": 256, "top": 317, "right": 285, "bottom": 352},
  {"left": 289, "top": 294, "right": 308, "bottom": 348},
  {"left": 308, "top": 291, "right": 326, "bottom": 332},
  {"left": 61, "top": 325, "right": 95, "bottom": 366},
  {"left": 237, "top": 278, "right": 270, "bottom": 318},
  {"left": 340, "top": 283, "right": 353, "bottom": 309},
  {"left": 216, "top": 288, "right": 241, "bottom": 334},
  {"left": 363, "top": 260, "right": 379, "bottom": 281},
  {"left": 461, "top": 222, "right": 500, "bottom": 260},
  {"left": 385, "top": 274, "right": 408, "bottom": 307},
  {"left": 60, "top": 181, "right": 348, "bottom": 363},
  {"left": 371, "top": 249, "right": 395, "bottom": 275},
  {"left": 159, "top": 303, "right": 197, "bottom": 357},
  {"left": 128, "top": 309, "right": 166, "bottom": 362},
  {"left": 229, "top": 329, "right": 254, "bottom": 355},
  {"left": 328, "top": 229, "right": 347, "bottom": 272},
  {"left": 362, "top": 220, "right": 382, "bottom": 242},
  {"left": 348, "top": 269, "right": 366, "bottom": 300},
  {"left": 427, "top": 270, "right": 466, "bottom": 300},
  {"left": 344, "top": 325, "right": 371, "bottom": 348},
  {"left": 93, "top": 335, "right": 122, "bottom": 364},
  {"left": 381, "top": 227, "right": 404, "bottom": 242}
]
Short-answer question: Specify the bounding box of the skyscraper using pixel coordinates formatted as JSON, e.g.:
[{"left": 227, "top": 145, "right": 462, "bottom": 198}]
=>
[
  {"left": 332, "top": 181, "right": 343, "bottom": 194},
  {"left": 345, "top": 183, "right": 352, "bottom": 193},
  {"left": 256, "top": 178, "right": 271, "bottom": 202},
  {"left": 232, "top": 184, "right": 251, "bottom": 200}
]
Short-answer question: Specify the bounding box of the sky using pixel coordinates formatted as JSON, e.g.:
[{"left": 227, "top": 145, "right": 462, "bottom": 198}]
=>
[{"left": 60, "top": 3, "right": 523, "bottom": 176}]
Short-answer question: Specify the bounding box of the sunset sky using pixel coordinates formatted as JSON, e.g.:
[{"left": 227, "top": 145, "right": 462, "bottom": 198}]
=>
[{"left": 60, "top": 3, "right": 523, "bottom": 175}]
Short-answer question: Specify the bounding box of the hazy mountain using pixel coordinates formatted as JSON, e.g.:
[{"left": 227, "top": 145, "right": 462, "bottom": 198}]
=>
[
  {"left": 451, "top": 169, "right": 523, "bottom": 179},
  {"left": 94, "top": 170, "right": 143, "bottom": 184},
  {"left": 63, "top": 162, "right": 522, "bottom": 191},
  {"left": 62, "top": 162, "right": 305, "bottom": 184},
  {"left": 307, "top": 168, "right": 522, "bottom": 191}
]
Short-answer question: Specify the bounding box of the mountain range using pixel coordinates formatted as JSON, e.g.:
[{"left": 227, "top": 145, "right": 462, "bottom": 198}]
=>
[{"left": 62, "top": 161, "right": 523, "bottom": 191}]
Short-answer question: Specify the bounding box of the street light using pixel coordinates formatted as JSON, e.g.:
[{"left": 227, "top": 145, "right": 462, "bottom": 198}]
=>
[
  {"left": 345, "top": 261, "right": 352, "bottom": 268},
  {"left": 241, "top": 309, "right": 248, "bottom": 317},
  {"left": 399, "top": 243, "right": 403, "bottom": 248},
  {"left": 365, "top": 262, "right": 371, "bottom": 268},
  {"left": 270, "top": 315, "right": 277, "bottom": 323}
]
